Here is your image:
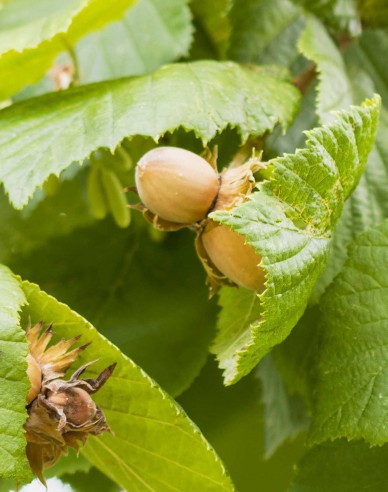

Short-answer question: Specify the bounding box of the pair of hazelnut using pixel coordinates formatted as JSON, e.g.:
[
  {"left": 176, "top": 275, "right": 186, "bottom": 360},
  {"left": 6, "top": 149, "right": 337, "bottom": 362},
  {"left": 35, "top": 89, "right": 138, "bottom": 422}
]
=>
[{"left": 134, "top": 146, "right": 266, "bottom": 293}]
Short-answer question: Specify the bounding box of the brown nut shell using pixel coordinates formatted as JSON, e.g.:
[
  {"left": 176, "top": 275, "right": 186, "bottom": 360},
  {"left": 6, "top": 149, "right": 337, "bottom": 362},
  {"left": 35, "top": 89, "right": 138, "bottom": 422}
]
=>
[
  {"left": 47, "top": 387, "right": 97, "bottom": 426},
  {"left": 135, "top": 147, "right": 219, "bottom": 224},
  {"left": 200, "top": 221, "right": 266, "bottom": 291}
]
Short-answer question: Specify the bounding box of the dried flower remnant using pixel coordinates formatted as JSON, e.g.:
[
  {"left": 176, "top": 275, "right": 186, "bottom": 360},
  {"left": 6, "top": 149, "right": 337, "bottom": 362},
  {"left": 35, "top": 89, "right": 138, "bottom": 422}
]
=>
[
  {"left": 24, "top": 322, "right": 116, "bottom": 484},
  {"left": 214, "top": 156, "right": 265, "bottom": 212},
  {"left": 48, "top": 64, "right": 74, "bottom": 90}
]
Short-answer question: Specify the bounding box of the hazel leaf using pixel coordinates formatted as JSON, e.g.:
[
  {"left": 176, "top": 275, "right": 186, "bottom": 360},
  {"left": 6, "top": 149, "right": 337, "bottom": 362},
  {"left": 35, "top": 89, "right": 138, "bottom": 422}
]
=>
[
  {"left": 211, "top": 95, "right": 381, "bottom": 384},
  {"left": 9, "top": 220, "right": 217, "bottom": 398},
  {"left": 0, "top": 265, "right": 31, "bottom": 482},
  {"left": 47, "top": 449, "right": 91, "bottom": 478},
  {"left": 256, "top": 355, "right": 309, "bottom": 459},
  {"left": 62, "top": 466, "right": 120, "bottom": 492},
  {"left": 0, "top": 171, "right": 94, "bottom": 263},
  {"left": 300, "top": 22, "right": 388, "bottom": 299},
  {"left": 76, "top": 0, "right": 193, "bottom": 84},
  {"left": 290, "top": 0, "right": 360, "bottom": 34},
  {"left": 19, "top": 279, "right": 236, "bottom": 491},
  {"left": 310, "top": 219, "right": 388, "bottom": 445},
  {"left": 289, "top": 440, "right": 388, "bottom": 492},
  {"left": 298, "top": 15, "right": 353, "bottom": 125},
  {"left": 228, "top": 0, "right": 304, "bottom": 71},
  {"left": 0, "top": 60, "right": 299, "bottom": 209},
  {"left": 0, "top": 0, "right": 85, "bottom": 55},
  {"left": 190, "top": 0, "right": 232, "bottom": 58},
  {"left": 0, "top": 0, "right": 138, "bottom": 100},
  {"left": 358, "top": 0, "right": 388, "bottom": 28}
]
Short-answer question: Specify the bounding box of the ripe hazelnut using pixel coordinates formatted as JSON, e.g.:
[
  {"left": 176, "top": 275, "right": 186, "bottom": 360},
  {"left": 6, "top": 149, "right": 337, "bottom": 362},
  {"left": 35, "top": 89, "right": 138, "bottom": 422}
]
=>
[
  {"left": 135, "top": 147, "right": 219, "bottom": 224},
  {"left": 24, "top": 323, "right": 115, "bottom": 483},
  {"left": 200, "top": 221, "right": 266, "bottom": 291},
  {"left": 47, "top": 387, "right": 97, "bottom": 426}
]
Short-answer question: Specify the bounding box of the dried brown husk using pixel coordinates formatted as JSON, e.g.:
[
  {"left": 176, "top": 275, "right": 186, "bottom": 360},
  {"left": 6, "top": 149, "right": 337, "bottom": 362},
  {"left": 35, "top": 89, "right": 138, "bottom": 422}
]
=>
[
  {"left": 214, "top": 155, "right": 266, "bottom": 212},
  {"left": 24, "top": 322, "right": 115, "bottom": 484}
]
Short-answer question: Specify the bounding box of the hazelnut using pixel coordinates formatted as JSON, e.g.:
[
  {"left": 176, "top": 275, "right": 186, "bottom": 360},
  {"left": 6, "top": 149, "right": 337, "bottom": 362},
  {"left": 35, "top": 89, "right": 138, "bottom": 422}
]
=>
[
  {"left": 135, "top": 147, "right": 219, "bottom": 224},
  {"left": 47, "top": 387, "right": 97, "bottom": 426},
  {"left": 200, "top": 221, "right": 266, "bottom": 291},
  {"left": 24, "top": 323, "right": 115, "bottom": 483}
]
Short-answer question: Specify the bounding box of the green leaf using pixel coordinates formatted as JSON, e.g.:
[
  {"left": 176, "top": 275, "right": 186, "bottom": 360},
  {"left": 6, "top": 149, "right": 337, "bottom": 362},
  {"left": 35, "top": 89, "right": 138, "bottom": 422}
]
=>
[
  {"left": 299, "top": 21, "right": 388, "bottom": 122},
  {"left": 0, "top": 265, "right": 31, "bottom": 481},
  {"left": 272, "top": 306, "right": 322, "bottom": 409},
  {"left": 290, "top": 0, "right": 336, "bottom": 17},
  {"left": 211, "top": 95, "right": 381, "bottom": 384},
  {"left": 300, "top": 24, "right": 388, "bottom": 299},
  {"left": 0, "top": 479, "right": 15, "bottom": 492},
  {"left": 10, "top": 220, "right": 216, "bottom": 397},
  {"left": 358, "top": 0, "right": 388, "bottom": 27},
  {"left": 190, "top": 0, "right": 232, "bottom": 58},
  {"left": 178, "top": 358, "right": 306, "bottom": 492},
  {"left": 47, "top": 449, "right": 91, "bottom": 478},
  {"left": 298, "top": 16, "right": 353, "bottom": 124},
  {"left": 343, "top": 31, "right": 388, "bottom": 218},
  {"left": 266, "top": 83, "right": 319, "bottom": 159},
  {"left": 76, "top": 0, "right": 193, "bottom": 84},
  {"left": 0, "top": 169, "right": 93, "bottom": 263},
  {"left": 0, "top": 0, "right": 137, "bottom": 100},
  {"left": 19, "top": 279, "right": 235, "bottom": 491},
  {"left": 228, "top": 0, "right": 305, "bottom": 73},
  {"left": 63, "top": 467, "right": 120, "bottom": 492},
  {"left": 311, "top": 140, "right": 388, "bottom": 301},
  {"left": 0, "top": 0, "right": 85, "bottom": 55},
  {"left": 256, "top": 355, "right": 309, "bottom": 458},
  {"left": 0, "top": 60, "right": 300, "bottom": 209},
  {"left": 290, "top": 0, "right": 360, "bottom": 33},
  {"left": 289, "top": 440, "right": 388, "bottom": 492},
  {"left": 310, "top": 219, "right": 388, "bottom": 445}
]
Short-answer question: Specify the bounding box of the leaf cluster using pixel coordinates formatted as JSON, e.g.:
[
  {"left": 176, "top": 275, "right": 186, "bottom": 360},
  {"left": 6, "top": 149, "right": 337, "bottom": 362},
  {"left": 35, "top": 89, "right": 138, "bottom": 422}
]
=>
[{"left": 1, "top": 1, "right": 388, "bottom": 491}]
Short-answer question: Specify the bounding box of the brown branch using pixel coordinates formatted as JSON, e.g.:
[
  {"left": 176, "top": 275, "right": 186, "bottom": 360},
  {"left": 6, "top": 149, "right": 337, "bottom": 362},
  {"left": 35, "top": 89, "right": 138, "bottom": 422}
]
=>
[{"left": 293, "top": 64, "right": 317, "bottom": 95}]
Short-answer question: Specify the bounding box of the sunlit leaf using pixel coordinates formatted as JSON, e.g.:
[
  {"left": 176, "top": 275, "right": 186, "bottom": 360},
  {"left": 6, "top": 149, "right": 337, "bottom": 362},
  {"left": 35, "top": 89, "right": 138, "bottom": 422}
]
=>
[
  {"left": 212, "top": 96, "right": 380, "bottom": 384},
  {"left": 0, "top": 265, "right": 31, "bottom": 481},
  {"left": 0, "top": 60, "right": 300, "bottom": 209}
]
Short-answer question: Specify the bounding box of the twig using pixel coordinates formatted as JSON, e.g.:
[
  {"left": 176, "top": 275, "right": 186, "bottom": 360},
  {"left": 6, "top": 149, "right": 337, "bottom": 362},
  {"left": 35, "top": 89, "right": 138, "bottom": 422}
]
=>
[
  {"left": 293, "top": 64, "right": 317, "bottom": 95},
  {"left": 60, "top": 35, "right": 81, "bottom": 86}
]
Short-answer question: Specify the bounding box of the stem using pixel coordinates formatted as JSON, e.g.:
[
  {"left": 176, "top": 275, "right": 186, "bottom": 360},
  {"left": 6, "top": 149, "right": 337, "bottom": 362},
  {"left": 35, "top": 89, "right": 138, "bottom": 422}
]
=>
[
  {"left": 335, "top": 32, "right": 354, "bottom": 53},
  {"left": 60, "top": 35, "right": 81, "bottom": 86},
  {"left": 293, "top": 64, "right": 317, "bottom": 95}
]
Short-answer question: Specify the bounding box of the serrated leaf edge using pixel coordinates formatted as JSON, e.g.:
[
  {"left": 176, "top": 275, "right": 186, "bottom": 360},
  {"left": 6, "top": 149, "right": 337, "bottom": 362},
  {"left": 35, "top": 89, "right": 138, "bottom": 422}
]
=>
[{"left": 210, "top": 95, "right": 381, "bottom": 385}]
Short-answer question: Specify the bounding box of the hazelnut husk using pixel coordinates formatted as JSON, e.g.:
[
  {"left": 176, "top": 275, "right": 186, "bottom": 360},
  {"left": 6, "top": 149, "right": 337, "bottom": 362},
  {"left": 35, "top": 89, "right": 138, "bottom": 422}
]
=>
[
  {"left": 214, "top": 156, "right": 265, "bottom": 211},
  {"left": 133, "top": 145, "right": 268, "bottom": 292},
  {"left": 24, "top": 322, "right": 115, "bottom": 484},
  {"left": 197, "top": 220, "right": 266, "bottom": 293},
  {"left": 26, "top": 353, "right": 42, "bottom": 405}
]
